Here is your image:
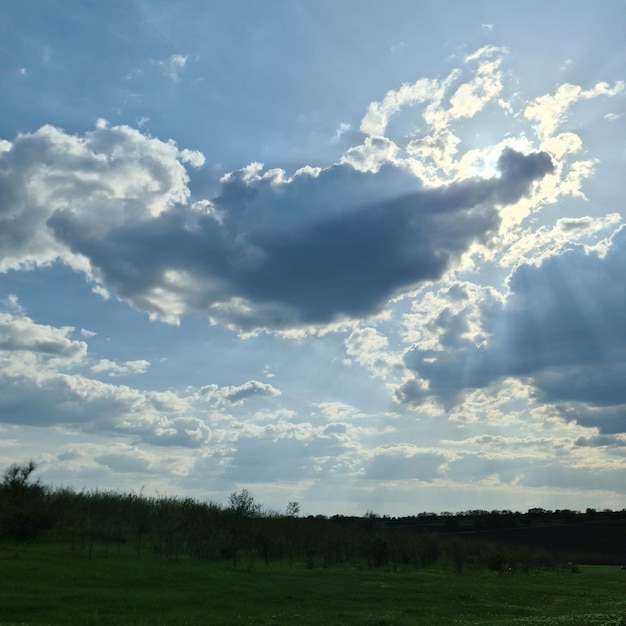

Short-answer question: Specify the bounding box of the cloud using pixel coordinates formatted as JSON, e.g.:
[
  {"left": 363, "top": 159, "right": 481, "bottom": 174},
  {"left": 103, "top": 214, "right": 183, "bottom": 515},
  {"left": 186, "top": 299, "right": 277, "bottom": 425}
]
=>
[
  {"left": 360, "top": 47, "right": 506, "bottom": 138},
  {"left": 219, "top": 421, "right": 352, "bottom": 483},
  {"left": 0, "top": 121, "right": 204, "bottom": 274},
  {"left": 0, "top": 309, "right": 86, "bottom": 362},
  {"left": 574, "top": 433, "right": 626, "bottom": 448},
  {"left": 442, "top": 452, "right": 626, "bottom": 493},
  {"left": 0, "top": 50, "right": 567, "bottom": 334},
  {"left": 95, "top": 447, "right": 154, "bottom": 473},
  {"left": 525, "top": 80, "right": 624, "bottom": 140},
  {"left": 364, "top": 445, "right": 446, "bottom": 481},
  {"left": 90, "top": 358, "right": 150, "bottom": 376},
  {"left": 220, "top": 380, "right": 282, "bottom": 405},
  {"left": 496, "top": 213, "right": 621, "bottom": 270},
  {"left": 402, "top": 225, "right": 626, "bottom": 433},
  {"left": 10, "top": 50, "right": 614, "bottom": 337},
  {"left": 48, "top": 145, "right": 552, "bottom": 331},
  {"left": 0, "top": 370, "right": 211, "bottom": 447},
  {"left": 198, "top": 380, "right": 282, "bottom": 406},
  {"left": 0, "top": 300, "right": 210, "bottom": 448},
  {"left": 157, "top": 54, "right": 188, "bottom": 81},
  {"left": 344, "top": 327, "right": 406, "bottom": 387},
  {"left": 445, "top": 453, "right": 523, "bottom": 484},
  {"left": 318, "top": 401, "right": 367, "bottom": 422}
]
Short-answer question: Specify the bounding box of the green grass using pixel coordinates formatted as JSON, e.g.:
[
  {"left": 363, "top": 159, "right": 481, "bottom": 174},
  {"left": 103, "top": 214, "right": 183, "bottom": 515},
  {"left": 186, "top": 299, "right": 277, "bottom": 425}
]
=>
[{"left": 1, "top": 543, "right": 625, "bottom": 625}]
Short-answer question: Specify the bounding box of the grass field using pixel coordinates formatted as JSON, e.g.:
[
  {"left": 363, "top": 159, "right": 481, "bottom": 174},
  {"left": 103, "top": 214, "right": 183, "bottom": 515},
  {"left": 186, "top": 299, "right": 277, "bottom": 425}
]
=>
[{"left": 1, "top": 543, "right": 625, "bottom": 625}]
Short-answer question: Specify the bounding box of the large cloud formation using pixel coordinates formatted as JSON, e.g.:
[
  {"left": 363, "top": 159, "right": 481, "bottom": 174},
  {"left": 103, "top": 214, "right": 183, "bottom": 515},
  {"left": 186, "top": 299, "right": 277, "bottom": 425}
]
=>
[
  {"left": 402, "top": 226, "right": 626, "bottom": 434},
  {"left": 0, "top": 119, "right": 553, "bottom": 331}
]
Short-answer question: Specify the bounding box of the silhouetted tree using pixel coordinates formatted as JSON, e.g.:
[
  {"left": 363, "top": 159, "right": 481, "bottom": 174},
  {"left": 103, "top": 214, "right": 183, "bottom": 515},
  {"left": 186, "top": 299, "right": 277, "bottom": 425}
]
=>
[
  {"left": 0, "top": 461, "right": 51, "bottom": 541},
  {"left": 228, "top": 489, "right": 261, "bottom": 518}
]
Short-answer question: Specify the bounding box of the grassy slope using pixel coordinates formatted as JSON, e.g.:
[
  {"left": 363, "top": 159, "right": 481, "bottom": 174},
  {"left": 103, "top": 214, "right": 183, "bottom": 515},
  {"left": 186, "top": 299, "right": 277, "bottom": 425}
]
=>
[{"left": 1, "top": 544, "right": 625, "bottom": 625}]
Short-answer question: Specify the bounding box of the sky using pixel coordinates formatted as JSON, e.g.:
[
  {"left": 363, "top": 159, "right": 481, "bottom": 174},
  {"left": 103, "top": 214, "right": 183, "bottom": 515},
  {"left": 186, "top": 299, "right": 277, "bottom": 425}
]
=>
[{"left": 1, "top": 0, "right": 626, "bottom": 516}]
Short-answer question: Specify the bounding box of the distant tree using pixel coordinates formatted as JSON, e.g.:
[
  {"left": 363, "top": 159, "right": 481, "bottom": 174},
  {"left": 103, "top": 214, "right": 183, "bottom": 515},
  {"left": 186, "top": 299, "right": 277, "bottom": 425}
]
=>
[
  {"left": 228, "top": 489, "right": 262, "bottom": 518},
  {"left": 2, "top": 460, "right": 39, "bottom": 492},
  {"left": 225, "top": 490, "right": 262, "bottom": 567},
  {"left": 0, "top": 460, "right": 51, "bottom": 541},
  {"left": 286, "top": 501, "right": 300, "bottom": 517},
  {"left": 364, "top": 510, "right": 383, "bottom": 531}
]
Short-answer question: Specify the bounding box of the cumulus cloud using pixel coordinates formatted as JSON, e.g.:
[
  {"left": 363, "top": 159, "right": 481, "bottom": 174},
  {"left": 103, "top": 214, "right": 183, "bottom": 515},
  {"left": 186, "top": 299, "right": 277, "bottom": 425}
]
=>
[
  {"left": 198, "top": 380, "right": 282, "bottom": 406},
  {"left": 401, "top": 226, "right": 626, "bottom": 433},
  {"left": 0, "top": 300, "right": 209, "bottom": 448},
  {"left": 49, "top": 146, "right": 552, "bottom": 331},
  {"left": 0, "top": 309, "right": 86, "bottom": 362},
  {"left": 2, "top": 49, "right": 584, "bottom": 334},
  {"left": 0, "top": 370, "right": 211, "bottom": 448},
  {"left": 2, "top": 48, "right": 617, "bottom": 342},
  {"left": 0, "top": 121, "right": 204, "bottom": 273},
  {"left": 90, "top": 358, "right": 150, "bottom": 376}
]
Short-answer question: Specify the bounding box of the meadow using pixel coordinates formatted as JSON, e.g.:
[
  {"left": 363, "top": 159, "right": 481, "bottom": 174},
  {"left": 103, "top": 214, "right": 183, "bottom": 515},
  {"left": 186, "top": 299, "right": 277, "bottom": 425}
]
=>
[
  {"left": 1, "top": 542, "right": 626, "bottom": 625},
  {"left": 2, "top": 462, "right": 626, "bottom": 625}
]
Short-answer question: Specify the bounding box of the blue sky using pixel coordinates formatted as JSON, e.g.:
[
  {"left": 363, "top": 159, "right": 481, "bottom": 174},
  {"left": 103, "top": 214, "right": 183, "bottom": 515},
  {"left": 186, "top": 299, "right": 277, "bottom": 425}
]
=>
[{"left": 1, "top": 0, "right": 626, "bottom": 515}]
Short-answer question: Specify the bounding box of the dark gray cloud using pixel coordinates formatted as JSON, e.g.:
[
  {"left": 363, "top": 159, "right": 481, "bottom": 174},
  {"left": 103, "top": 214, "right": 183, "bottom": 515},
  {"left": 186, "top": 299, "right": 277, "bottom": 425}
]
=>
[
  {"left": 49, "top": 148, "right": 553, "bottom": 330},
  {"left": 402, "top": 226, "right": 626, "bottom": 433},
  {"left": 556, "top": 403, "right": 626, "bottom": 435},
  {"left": 574, "top": 433, "right": 626, "bottom": 448}
]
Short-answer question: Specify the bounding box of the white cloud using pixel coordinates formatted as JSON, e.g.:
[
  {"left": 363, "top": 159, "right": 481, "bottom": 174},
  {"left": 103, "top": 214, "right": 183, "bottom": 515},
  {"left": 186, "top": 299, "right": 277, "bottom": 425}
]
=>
[
  {"left": 318, "top": 401, "right": 367, "bottom": 422},
  {"left": 464, "top": 45, "right": 507, "bottom": 62},
  {"left": 360, "top": 74, "right": 448, "bottom": 136},
  {"left": 0, "top": 121, "right": 204, "bottom": 273},
  {"left": 332, "top": 122, "right": 351, "bottom": 142},
  {"left": 158, "top": 54, "right": 188, "bottom": 81},
  {"left": 90, "top": 358, "right": 150, "bottom": 376},
  {"left": 198, "top": 380, "right": 282, "bottom": 406},
  {"left": 497, "top": 213, "right": 621, "bottom": 269},
  {"left": 0, "top": 300, "right": 211, "bottom": 448},
  {"left": 358, "top": 51, "right": 506, "bottom": 139},
  {"left": 0, "top": 307, "right": 87, "bottom": 363},
  {"left": 344, "top": 327, "right": 406, "bottom": 389},
  {"left": 525, "top": 80, "right": 624, "bottom": 140},
  {"left": 604, "top": 112, "right": 621, "bottom": 122}
]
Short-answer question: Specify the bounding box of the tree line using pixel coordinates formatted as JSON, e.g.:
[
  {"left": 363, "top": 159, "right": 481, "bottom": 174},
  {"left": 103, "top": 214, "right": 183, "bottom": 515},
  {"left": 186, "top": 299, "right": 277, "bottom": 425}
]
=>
[{"left": 2, "top": 461, "right": 623, "bottom": 572}]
